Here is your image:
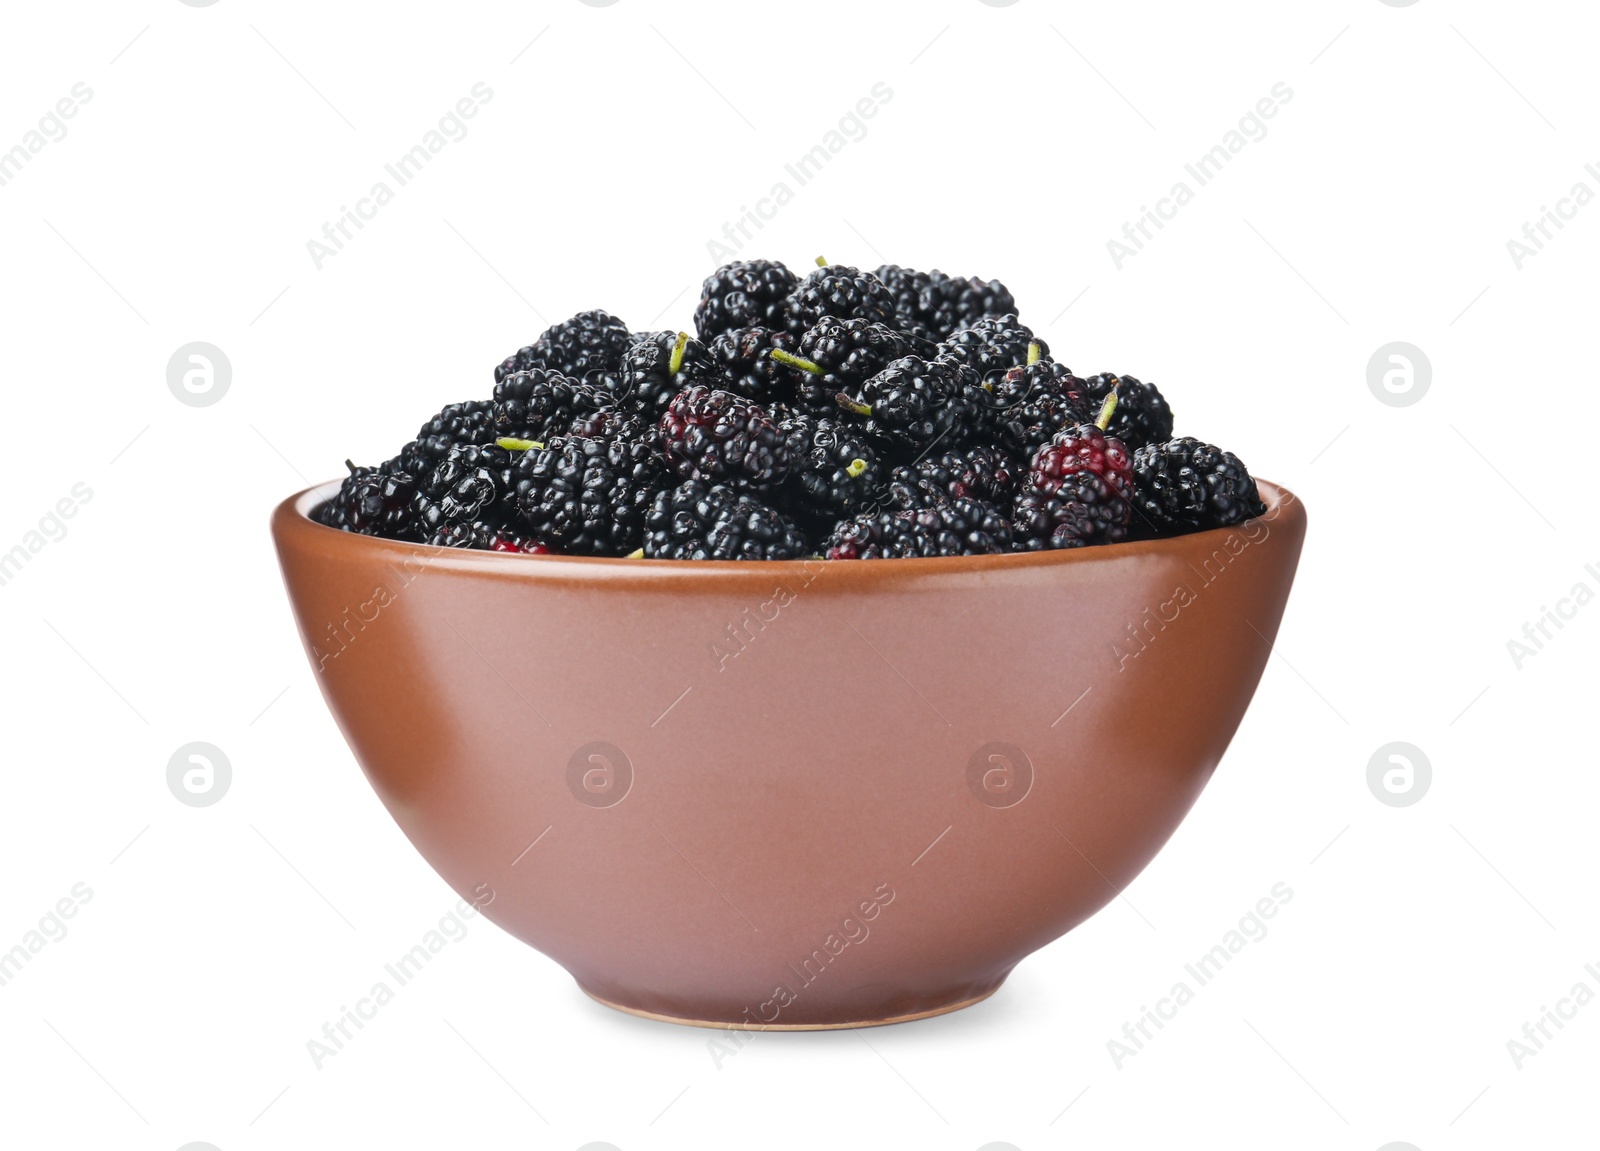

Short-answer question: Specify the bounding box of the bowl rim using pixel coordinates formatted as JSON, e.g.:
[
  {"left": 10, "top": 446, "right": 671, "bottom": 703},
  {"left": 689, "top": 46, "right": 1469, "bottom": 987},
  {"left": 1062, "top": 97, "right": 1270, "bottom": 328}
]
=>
[{"left": 273, "top": 477, "right": 1303, "bottom": 580}]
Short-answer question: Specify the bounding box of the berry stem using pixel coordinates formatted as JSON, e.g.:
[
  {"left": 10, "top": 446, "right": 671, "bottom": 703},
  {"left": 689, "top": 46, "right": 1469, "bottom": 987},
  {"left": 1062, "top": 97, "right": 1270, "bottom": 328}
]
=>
[
  {"left": 769, "top": 348, "right": 824, "bottom": 375},
  {"left": 845, "top": 458, "right": 868, "bottom": 478},
  {"left": 624, "top": 547, "right": 644, "bottom": 559},
  {"left": 1094, "top": 390, "right": 1118, "bottom": 431},
  {"left": 834, "top": 393, "right": 872, "bottom": 417},
  {"left": 669, "top": 331, "right": 689, "bottom": 376},
  {"left": 1026, "top": 341, "right": 1043, "bottom": 367},
  {"left": 496, "top": 437, "right": 545, "bottom": 451},
  {"left": 814, "top": 255, "right": 828, "bottom": 267}
]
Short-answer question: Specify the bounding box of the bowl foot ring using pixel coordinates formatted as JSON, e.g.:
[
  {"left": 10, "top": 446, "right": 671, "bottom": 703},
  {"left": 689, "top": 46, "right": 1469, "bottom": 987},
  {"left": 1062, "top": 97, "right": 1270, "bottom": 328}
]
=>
[{"left": 579, "top": 979, "right": 1006, "bottom": 1031}]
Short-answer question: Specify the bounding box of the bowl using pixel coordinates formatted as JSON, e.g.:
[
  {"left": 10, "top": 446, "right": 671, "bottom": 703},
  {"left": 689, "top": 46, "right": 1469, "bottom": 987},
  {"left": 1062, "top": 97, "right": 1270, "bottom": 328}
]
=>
[{"left": 271, "top": 480, "right": 1306, "bottom": 1029}]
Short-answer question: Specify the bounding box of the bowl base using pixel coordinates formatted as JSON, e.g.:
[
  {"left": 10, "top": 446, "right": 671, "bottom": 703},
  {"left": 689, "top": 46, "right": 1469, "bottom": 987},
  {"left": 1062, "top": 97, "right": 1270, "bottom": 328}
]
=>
[{"left": 578, "top": 978, "right": 1007, "bottom": 1031}]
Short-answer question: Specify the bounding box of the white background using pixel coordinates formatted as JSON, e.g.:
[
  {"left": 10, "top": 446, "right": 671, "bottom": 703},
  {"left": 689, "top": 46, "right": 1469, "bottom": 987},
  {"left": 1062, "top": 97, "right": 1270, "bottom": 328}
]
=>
[{"left": 1, "top": 1, "right": 1596, "bottom": 1148}]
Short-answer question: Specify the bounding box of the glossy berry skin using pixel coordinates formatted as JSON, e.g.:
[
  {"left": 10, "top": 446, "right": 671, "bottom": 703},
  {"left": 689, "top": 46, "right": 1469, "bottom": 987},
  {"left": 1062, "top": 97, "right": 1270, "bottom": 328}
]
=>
[
  {"left": 921, "top": 272, "right": 1018, "bottom": 341},
  {"left": 352, "top": 469, "right": 419, "bottom": 539},
  {"left": 899, "top": 323, "right": 943, "bottom": 358},
  {"left": 567, "top": 408, "right": 661, "bottom": 449},
  {"left": 799, "top": 316, "right": 911, "bottom": 387},
  {"left": 777, "top": 413, "right": 884, "bottom": 523},
  {"left": 608, "top": 331, "right": 714, "bottom": 416},
  {"left": 875, "top": 459, "right": 1017, "bottom": 548},
  {"left": 413, "top": 443, "right": 520, "bottom": 540},
  {"left": 937, "top": 314, "right": 1047, "bottom": 381},
  {"left": 1012, "top": 489, "right": 1090, "bottom": 550},
  {"left": 852, "top": 355, "right": 984, "bottom": 455},
  {"left": 315, "top": 253, "right": 1268, "bottom": 564},
  {"left": 1013, "top": 472, "right": 1131, "bottom": 550},
  {"left": 386, "top": 400, "right": 526, "bottom": 479},
  {"left": 513, "top": 434, "right": 667, "bottom": 556},
  {"left": 416, "top": 399, "right": 493, "bottom": 439},
  {"left": 794, "top": 316, "right": 911, "bottom": 414},
  {"left": 857, "top": 267, "right": 940, "bottom": 353},
  {"left": 1015, "top": 424, "right": 1135, "bottom": 548},
  {"left": 825, "top": 495, "right": 1011, "bottom": 559},
  {"left": 986, "top": 362, "right": 1092, "bottom": 456},
  {"left": 707, "top": 326, "right": 804, "bottom": 405},
  {"left": 907, "top": 496, "right": 1013, "bottom": 555},
  {"left": 320, "top": 463, "right": 419, "bottom": 540},
  {"left": 875, "top": 265, "right": 1020, "bottom": 341},
  {"left": 1029, "top": 424, "right": 1134, "bottom": 499},
  {"left": 627, "top": 329, "right": 670, "bottom": 351},
  {"left": 659, "top": 386, "right": 792, "bottom": 489},
  {"left": 490, "top": 534, "right": 550, "bottom": 553},
  {"left": 492, "top": 368, "right": 610, "bottom": 441},
  {"left": 644, "top": 480, "right": 808, "bottom": 561},
  {"left": 780, "top": 265, "right": 897, "bottom": 334},
  {"left": 426, "top": 444, "right": 518, "bottom": 513},
  {"left": 872, "top": 264, "right": 934, "bottom": 330},
  {"left": 907, "top": 443, "right": 1023, "bottom": 506},
  {"left": 496, "top": 309, "right": 631, "bottom": 383},
  {"left": 824, "top": 511, "right": 940, "bottom": 560},
  {"left": 1081, "top": 373, "right": 1174, "bottom": 450},
  {"left": 693, "top": 260, "right": 799, "bottom": 340},
  {"left": 414, "top": 399, "right": 497, "bottom": 455},
  {"left": 1130, "top": 437, "right": 1265, "bottom": 536},
  {"left": 882, "top": 467, "right": 949, "bottom": 512},
  {"left": 427, "top": 518, "right": 548, "bottom": 552},
  {"left": 317, "top": 463, "right": 372, "bottom": 531}
]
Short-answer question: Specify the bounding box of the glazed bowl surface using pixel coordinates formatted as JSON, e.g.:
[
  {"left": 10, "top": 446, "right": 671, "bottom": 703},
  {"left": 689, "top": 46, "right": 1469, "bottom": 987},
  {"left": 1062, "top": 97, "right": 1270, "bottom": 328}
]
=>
[{"left": 271, "top": 480, "right": 1306, "bottom": 1028}]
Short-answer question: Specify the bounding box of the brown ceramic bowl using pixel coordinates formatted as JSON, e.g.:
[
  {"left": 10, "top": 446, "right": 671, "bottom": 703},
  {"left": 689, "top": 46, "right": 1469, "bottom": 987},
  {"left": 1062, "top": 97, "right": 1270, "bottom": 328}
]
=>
[{"left": 271, "top": 480, "right": 1305, "bottom": 1029}]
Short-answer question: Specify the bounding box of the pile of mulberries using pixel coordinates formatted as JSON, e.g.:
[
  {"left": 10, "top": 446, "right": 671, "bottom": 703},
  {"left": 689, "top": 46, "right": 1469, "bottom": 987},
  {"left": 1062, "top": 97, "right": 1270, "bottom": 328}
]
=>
[{"left": 318, "top": 257, "right": 1266, "bottom": 559}]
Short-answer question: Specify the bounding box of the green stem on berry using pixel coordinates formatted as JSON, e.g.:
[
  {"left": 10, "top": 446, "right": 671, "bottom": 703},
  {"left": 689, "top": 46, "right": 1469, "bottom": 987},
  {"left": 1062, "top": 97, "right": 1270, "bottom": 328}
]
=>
[
  {"left": 835, "top": 393, "right": 872, "bottom": 417},
  {"left": 1026, "top": 341, "right": 1043, "bottom": 367},
  {"left": 624, "top": 547, "right": 645, "bottom": 559},
  {"left": 1094, "top": 390, "right": 1118, "bottom": 431},
  {"left": 845, "top": 458, "right": 868, "bottom": 478},
  {"left": 669, "top": 331, "right": 689, "bottom": 375},
  {"left": 496, "top": 437, "right": 545, "bottom": 451},
  {"left": 769, "top": 348, "right": 824, "bottom": 375},
  {"left": 815, "top": 255, "right": 828, "bottom": 267}
]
